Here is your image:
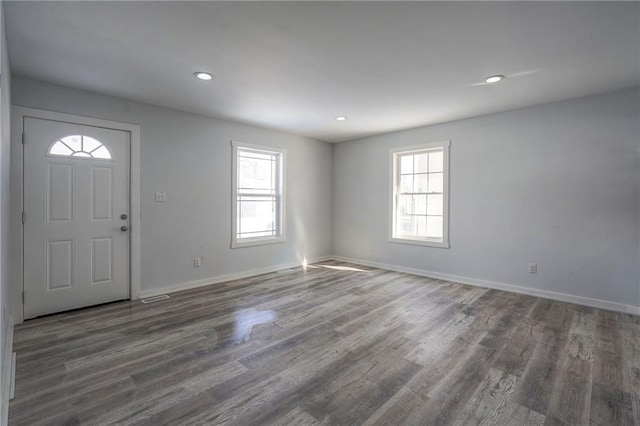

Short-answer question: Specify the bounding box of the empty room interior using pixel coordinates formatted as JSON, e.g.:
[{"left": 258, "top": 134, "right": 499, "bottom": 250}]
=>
[{"left": 0, "top": 1, "right": 639, "bottom": 425}]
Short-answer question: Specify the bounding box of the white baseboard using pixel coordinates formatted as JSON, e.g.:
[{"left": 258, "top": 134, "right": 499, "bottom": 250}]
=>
[
  {"left": 332, "top": 255, "right": 640, "bottom": 316},
  {"left": 1, "top": 314, "right": 14, "bottom": 426},
  {"left": 140, "top": 254, "right": 640, "bottom": 315},
  {"left": 138, "top": 256, "right": 333, "bottom": 299}
]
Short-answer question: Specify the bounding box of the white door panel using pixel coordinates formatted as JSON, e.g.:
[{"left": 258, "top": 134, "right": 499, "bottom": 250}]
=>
[{"left": 24, "top": 117, "right": 130, "bottom": 319}]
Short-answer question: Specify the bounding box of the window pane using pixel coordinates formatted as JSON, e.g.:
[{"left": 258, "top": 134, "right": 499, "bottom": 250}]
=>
[
  {"left": 416, "top": 216, "right": 427, "bottom": 236},
  {"left": 238, "top": 197, "right": 276, "bottom": 237},
  {"left": 238, "top": 154, "right": 276, "bottom": 194},
  {"left": 427, "top": 194, "right": 443, "bottom": 215},
  {"left": 398, "top": 195, "right": 412, "bottom": 215},
  {"left": 414, "top": 195, "right": 427, "bottom": 215},
  {"left": 83, "top": 136, "right": 102, "bottom": 152},
  {"left": 428, "top": 151, "right": 443, "bottom": 173},
  {"left": 414, "top": 174, "right": 427, "bottom": 193},
  {"left": 60, "top": 135, "right": 81, "bottom": 152},
  {"left": 426, "top": 216, "right": 443, "bottom": 238},
  {"left": 400, "top": 175, "right": 413, "bottom": 193},
  {"left": 415, "top": 153, "right": 427, "bottom": 173},
  {"left": 71, "top": 152, "right": 91, "bottom": 158},
  {"left": 398, "top": 216, "right": 414, "bottom": 235},
  {"left": 428, "top": 172, "right": 443, "bottom": 193},
  {"left": 91, "top": 146, "right": 112, "bottom": 159},
  {"left": 400, "top": 155, "right": 413, "bottom": 174},
  {"left": 50, "top": 142, "right": 73, "bottom": 156}
]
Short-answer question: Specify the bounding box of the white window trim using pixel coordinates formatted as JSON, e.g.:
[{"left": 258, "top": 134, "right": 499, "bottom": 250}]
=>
[
  {"left": 388, "top": 141, "right": 450, "bottom": 249},
  {"left": 231, "top": 141, "right": 287, "bottom": 248}
]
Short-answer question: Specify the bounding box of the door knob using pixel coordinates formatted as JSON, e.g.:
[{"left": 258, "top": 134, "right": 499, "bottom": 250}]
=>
[{"left": 121, "top": 226, "right": 129, "bottom": 232}]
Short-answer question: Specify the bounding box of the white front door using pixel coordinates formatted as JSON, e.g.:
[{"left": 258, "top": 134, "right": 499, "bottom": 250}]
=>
[{"left": 23, "top": 117, "right": 130, "bottom": 319}]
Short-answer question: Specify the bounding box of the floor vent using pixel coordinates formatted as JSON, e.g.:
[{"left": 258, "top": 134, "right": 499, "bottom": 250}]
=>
[{"left": 141, "top": 294, "right": 170, "bottom": 304}]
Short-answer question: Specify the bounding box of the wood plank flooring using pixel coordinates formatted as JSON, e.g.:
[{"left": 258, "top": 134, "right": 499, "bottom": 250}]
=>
[{"left": 9, "top": 261, "right": 640, "bottom": 425}]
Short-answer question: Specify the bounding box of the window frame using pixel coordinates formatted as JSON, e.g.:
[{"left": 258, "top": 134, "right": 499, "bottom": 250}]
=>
[
  {"left": 47, "top": 134, "right": 113, "bottom": 161},
  {"left": 231, "top": 141, "right": 287, "bottom": 249},
  {"left": 389, "top": 141, "right": 450, "bottom": 248}
]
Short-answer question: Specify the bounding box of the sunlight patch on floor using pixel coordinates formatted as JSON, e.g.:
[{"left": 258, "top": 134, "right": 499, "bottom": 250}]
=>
[{"left": 306, "top": 264, "right": 368, "bottom": 272}]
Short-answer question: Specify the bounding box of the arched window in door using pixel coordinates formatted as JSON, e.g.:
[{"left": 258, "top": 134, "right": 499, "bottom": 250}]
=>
[{"left": 49, "top": 135, "right": 112, "bottom": 159}]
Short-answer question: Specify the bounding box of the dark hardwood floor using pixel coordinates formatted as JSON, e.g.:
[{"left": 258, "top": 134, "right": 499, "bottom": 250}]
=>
[{"left": 9, "top": 261, "right": 640, "bottom": 425}]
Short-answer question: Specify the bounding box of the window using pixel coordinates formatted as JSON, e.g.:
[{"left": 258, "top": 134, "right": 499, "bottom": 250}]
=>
[
  {"left": 390, "top": 141, "right": 450, "bottom": 248},
  {"left": 231, "top": 141, "right": 286, "bottom": 248},
  {"left": 49, "top": 135, "right": 111, "bottom": 159}
]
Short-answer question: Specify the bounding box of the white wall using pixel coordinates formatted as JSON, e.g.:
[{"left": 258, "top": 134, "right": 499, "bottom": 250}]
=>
[
  {"left": 333, "top": 88, "right": 640, "bottom": 311},
  {"left": 0, "top": 0, "right": 11, "bottom": 422},
  {"left": 8, "top": 78, "right": 640, "bottom": 319},
  {"left": 10, "top": 77, "right": 332, "bottom": 321}
]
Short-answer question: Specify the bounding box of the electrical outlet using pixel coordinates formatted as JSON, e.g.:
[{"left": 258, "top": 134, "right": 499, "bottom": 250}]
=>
[
  {"left": 194, "top": 257, "right": 201, "bottom": 267},
  {"left": 528, "top": 263, "right": 537, "bottom": 274},
  {"left": 155, "top": 192, "right": 167, "bottom": 202}
]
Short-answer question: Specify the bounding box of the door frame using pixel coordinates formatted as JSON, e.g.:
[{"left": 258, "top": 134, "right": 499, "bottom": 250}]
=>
[{"left": 11, "top": 107, "right": 141, "bottom": 322}]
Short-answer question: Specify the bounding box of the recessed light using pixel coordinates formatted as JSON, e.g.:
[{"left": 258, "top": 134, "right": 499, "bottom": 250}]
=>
[
  {"left": 194, "top": 72, "right": 213, "bottom": 81},
  {"left": 335, "top": 116, "right": 347, "bottom": 121},
  {"left": 484, "top": 75, "right": 505, "bottom": 84}
]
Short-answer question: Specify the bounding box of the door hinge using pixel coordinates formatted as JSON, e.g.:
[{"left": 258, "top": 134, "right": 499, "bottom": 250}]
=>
[
  {"left": 21, "top": 212, "right": 25, "bottom": 224},
  {"left": 22, "top": 292, "right": 24, "bottom": 304},
  {"left": 21, "top": 132, "right": 25, "bottom": 145}
]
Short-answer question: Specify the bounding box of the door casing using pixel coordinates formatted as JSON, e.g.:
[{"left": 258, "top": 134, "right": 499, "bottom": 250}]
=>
[{"left": 11, "top": 107, "right": 141, "bottom": 323}]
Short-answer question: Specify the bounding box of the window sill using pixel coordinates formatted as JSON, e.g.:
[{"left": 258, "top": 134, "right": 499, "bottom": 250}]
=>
[
  {"left": 388, "top": 237, "right": 450, "bottom": 249},
  {"left": 231, "top": 237, "right": 286, "bottom": 249}
]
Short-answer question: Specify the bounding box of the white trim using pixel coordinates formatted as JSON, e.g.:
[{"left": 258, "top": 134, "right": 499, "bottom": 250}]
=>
[
  {"left": 389, "top": 141, "right": 450, "bottom": 249},
  {"left": 139, "top": 255, "right": 333, "bottom": 299},
  {"left": 389, "top": 237, "right": 450, "bottom": 249},
  {"left": 230, "top": 140, "right": 287, "bottom": 249},
  {"left": 1, "top": 315, "right": 13, "bottom": 426},
  {"left": 332, "top": 255, "right": 640, "bottom": 316},
  {"left": 11, "top": 106, "right": 142, "bottom": 323},
  {"left": 231, "top": 237, "right": 286, "bottom": 249},
  {"left": 388, "top": 140, "right": 451, "bottom": 154},
  {"left": 9, "top": 352, "right": 15, "bottom": 401},
  {"left": 231, "top": 140, "right": 288, "bottom": 154}
]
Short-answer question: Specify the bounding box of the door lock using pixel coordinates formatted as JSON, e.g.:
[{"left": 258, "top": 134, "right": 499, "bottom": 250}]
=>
[
  {"left": 121, "top": 226, "right": 129, "bottom": 232},
  {"left": 120, "top": 214, "right": 128, "bottom": 220}
]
